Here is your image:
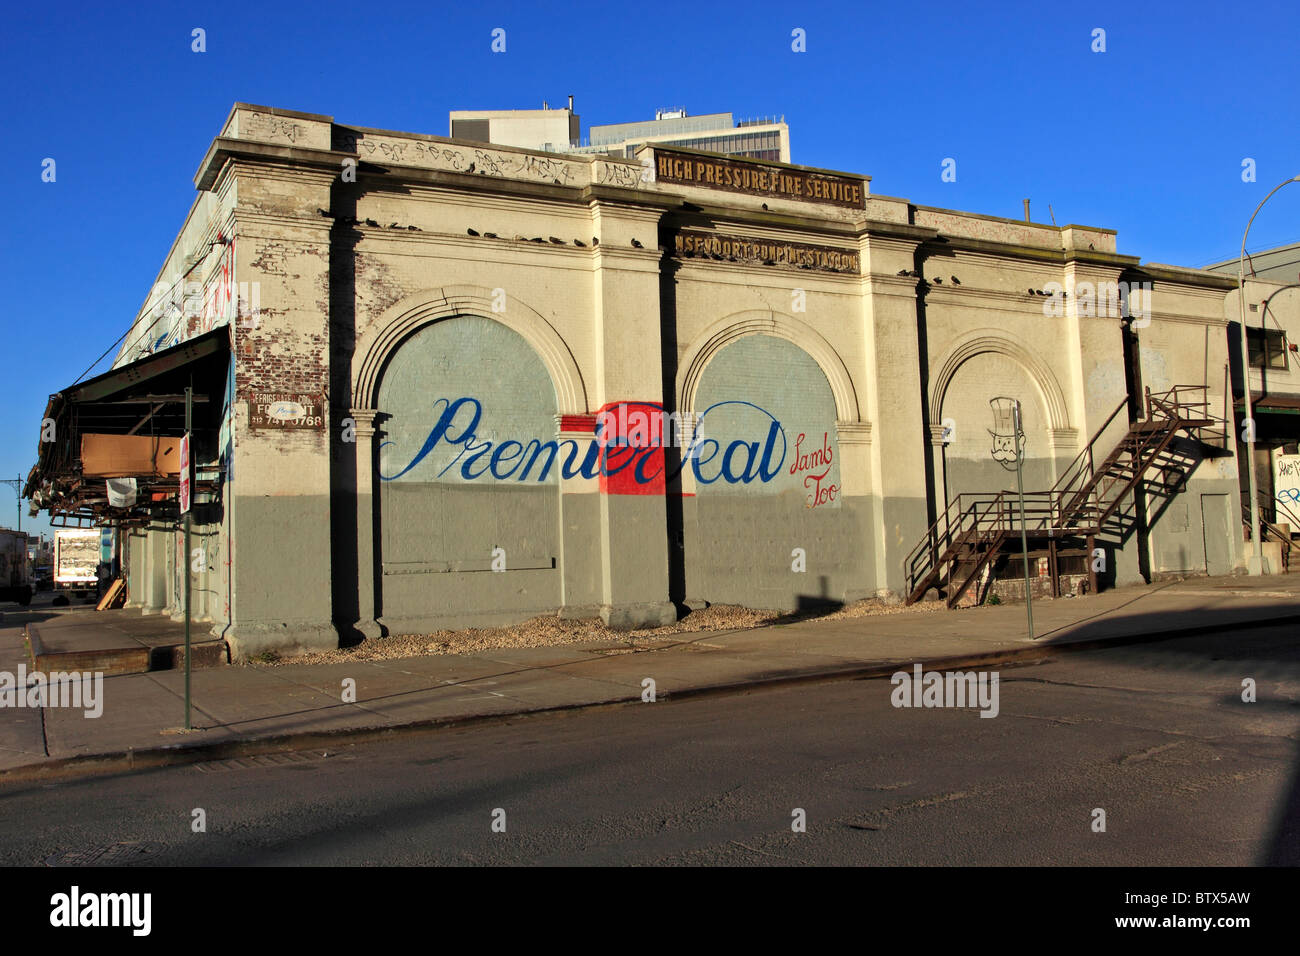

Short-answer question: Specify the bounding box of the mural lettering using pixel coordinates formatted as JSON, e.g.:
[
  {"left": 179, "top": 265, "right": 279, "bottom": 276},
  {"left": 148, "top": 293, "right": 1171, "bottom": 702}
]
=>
[
  {"left": 789, "top": 431, "right": 838, "bottom": 508},
  {"left": 380, "top": 396, "right": 804, "bottom": 490}
]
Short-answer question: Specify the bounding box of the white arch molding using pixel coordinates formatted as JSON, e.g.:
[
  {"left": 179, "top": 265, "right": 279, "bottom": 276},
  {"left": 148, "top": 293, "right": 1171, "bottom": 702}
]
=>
[
  {"left": 352, "top": 285, "right": 588, "bottom": 414},
  {"left": 676, "top": 310, "right": 862, "bottom": 423},
  {"left": 928, "top": 330, "right": 1072, "bottom": 433}
]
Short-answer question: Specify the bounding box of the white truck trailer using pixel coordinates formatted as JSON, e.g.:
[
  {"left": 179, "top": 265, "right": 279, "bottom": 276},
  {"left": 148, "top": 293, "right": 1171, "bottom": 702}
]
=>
[{"left": 53, "top": 528, "right": 100, "bottom": 601}]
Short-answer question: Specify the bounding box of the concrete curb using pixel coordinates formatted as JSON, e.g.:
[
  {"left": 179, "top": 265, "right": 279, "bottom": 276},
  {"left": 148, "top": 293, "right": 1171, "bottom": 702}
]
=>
[
  {"left": 26, "top": 621, "right": 228, "bottom": 677},
  {"left": 3, "top": 609, "right": 1297, "bottom": 785}
]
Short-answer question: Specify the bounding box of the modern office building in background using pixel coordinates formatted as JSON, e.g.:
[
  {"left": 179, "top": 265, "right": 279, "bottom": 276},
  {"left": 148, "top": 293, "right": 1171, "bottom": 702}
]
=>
[
  {"left": 1206, "top": 241, "right": 1300, "bottom": 285},
  {"left": 450, "top": 99, "right": 790, "bottom": 163},
  {"left": 449, "top": 98, "right": 582, "bottom": 153}
]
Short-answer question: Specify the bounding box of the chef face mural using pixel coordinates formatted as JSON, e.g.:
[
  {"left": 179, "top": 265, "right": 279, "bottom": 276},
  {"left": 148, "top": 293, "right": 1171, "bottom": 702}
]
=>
[
  {"left": 940, "top": 352, "right": 1054, "bottom": 498},
  {"left": 988, "top": 397, "right": 1026, "bottom": 465}
]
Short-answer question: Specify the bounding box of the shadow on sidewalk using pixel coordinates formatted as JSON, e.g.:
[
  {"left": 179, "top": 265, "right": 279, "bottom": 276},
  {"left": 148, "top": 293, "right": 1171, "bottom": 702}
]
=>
[{"left": 172, "top": 597, "right": 1300, "bottom": 739}]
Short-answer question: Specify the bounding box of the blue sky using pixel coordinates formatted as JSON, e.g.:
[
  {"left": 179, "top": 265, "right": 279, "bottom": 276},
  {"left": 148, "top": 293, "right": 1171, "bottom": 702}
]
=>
[{"left": 2, "top": 0, "right": 1298, "bottom": 538}]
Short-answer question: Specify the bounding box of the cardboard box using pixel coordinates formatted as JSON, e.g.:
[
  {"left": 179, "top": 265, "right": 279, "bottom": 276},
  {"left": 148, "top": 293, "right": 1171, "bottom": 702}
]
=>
[{"left": 80, "top": 434, "right": 181, "bottom": 477}]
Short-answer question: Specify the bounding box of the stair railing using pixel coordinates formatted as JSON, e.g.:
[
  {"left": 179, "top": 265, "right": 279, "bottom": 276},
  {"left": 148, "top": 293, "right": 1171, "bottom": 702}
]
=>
[
  {"left": 1146, "top": 385, "right": 1228, "bottom": 446},
  {"left": 1052, "top": 396, "right": 1129, "bottom": 526},
  {"left": 905, "top": 492, "right": 1000, "bottom": 598},
  {"left": 905, "top": 386, "right": 1228, "bottom": 604}
]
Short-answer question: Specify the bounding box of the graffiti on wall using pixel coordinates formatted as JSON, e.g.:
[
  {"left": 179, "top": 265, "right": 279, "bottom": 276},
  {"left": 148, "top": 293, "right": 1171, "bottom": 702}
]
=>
[{"left": 1274, "top": 454, "right": 1300, "bottom": 523}]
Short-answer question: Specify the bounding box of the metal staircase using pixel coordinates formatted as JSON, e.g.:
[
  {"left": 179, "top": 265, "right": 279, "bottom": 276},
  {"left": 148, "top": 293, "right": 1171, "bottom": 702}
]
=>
[{"left": 904, "top": 386, "right": 1226, "bottom": 607}]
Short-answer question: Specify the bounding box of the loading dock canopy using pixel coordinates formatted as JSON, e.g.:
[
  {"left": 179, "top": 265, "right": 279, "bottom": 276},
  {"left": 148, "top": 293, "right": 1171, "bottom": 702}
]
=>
[{"left": 25, "top": 328, "right": 229, "bottom": 525}]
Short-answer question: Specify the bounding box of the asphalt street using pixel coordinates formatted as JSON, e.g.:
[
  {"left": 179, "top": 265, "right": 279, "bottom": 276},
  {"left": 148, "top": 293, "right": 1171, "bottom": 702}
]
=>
[{"left": 1, "top": 624, "right": 1297, "bottom": 866}]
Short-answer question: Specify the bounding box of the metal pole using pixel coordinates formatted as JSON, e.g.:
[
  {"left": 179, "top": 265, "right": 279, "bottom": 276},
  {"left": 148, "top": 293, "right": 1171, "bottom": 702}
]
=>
[
  {"left": 1014, "top": 402, "right": 1034, "bottom": 640},
  {"left": 1238, "top": 175, "right": 1300, "bottom": 576},
  {"left": 184, "top": 387, "right": 192, "bottom": 731},
  {"left": 0, "top": 477, "right": 20, "bottom": 533}
]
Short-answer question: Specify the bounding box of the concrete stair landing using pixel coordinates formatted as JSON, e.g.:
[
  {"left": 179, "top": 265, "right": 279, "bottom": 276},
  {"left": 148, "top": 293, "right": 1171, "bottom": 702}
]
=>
[{"left": 27, "top": 608, "right": 228, "bottom": 676}]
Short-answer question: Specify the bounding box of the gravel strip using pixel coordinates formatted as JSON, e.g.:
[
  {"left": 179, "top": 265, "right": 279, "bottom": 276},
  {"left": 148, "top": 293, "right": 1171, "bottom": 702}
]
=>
[{"left": 248, "top": 598, "right": 947, "bottom": 667}]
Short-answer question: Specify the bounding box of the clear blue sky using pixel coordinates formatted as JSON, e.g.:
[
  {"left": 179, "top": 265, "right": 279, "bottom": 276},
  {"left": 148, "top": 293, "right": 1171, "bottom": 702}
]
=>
[{"left": 2, "top": 0, "right": 1298, "bottom": 538}]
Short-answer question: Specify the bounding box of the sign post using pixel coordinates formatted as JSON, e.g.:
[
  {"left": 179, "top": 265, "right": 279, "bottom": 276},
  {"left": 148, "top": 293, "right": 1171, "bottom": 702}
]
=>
[
  {"left": 0, "top": 475, "right": 21, "bottom": 532},
  {"left": 180, "top": 388, "right": 192, "bottom": 731},
  {"left": 991, "top": 397, "right": 1034, "bottom": 640}
]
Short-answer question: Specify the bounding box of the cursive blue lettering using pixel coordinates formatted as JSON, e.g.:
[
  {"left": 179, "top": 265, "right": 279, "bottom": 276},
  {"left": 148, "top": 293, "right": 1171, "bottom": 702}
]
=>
[
  {"left": 381, "top": 396, "right": 800, "bottom": 488},
  {"left": 489, "top": 440, "right": 525, "bottom": 479},
  {"left": 380, "top": 397, "right": 480, "bottom": 481}
]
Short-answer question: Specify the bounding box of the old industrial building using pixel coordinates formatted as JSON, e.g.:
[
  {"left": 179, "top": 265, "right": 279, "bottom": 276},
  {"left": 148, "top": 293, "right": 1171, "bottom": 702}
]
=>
[{"left": 24, "top": 103, "right": 1300, "bottom": 659}]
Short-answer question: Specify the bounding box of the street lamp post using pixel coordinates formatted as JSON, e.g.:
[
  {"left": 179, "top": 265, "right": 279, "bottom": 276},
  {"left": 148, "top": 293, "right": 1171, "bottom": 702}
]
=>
[
  {"left": 991, "top": 397, "right": 1034, "bottom": 640},
  {"left": 1238, "top": 175, "right": 1300, "bottom": 575},
  {"left": 0, "top": 475, "right": 21, "bottom": 532}
]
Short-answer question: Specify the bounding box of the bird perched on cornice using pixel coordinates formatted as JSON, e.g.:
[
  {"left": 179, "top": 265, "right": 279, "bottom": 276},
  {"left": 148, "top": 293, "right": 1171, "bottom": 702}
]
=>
[
  {"left": 631, "top": 239, "right": 643, "bottom": 248},
  {"left": 483, "top": 232, "right": 498, "bottom": 239},
  {"left": 951, "top": 276, "right": 961, "bottom": 284},
  {"left": 467, "top": 228, "right": 480, "bottom": 236},
  {"left": 933, "top": 277, "right": 943, "bottom": 284},
  {"left": 365, "top": 219, "right": 379, "bottom": 227},
  {"left": 573, "top": 239, "right": 586, "bottom": 247},
  {"left": 549, "top": 237, "right": 564, "bottom": 244},
  {"left": 592, "top": 237, "right": 599, "bottom": 247}
]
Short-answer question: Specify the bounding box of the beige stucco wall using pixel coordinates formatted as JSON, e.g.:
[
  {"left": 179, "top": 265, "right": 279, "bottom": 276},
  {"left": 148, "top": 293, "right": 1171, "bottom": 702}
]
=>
[{"left": 100, "top": 103, "right": 1262, "bottom": 657}]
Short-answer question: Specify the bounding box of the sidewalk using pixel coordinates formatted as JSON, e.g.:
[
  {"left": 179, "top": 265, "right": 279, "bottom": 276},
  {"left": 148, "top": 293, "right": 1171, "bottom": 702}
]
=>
[
  {"left": 26, "top": 607, "right": 227, "bottom": 676},
  {"left": 2, "top": 574, "right": 1298, "bottom": 778}
]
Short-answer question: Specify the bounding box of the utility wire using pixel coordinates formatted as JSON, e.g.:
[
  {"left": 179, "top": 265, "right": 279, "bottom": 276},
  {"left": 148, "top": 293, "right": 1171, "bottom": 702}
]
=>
[{"left": 71, "top": 239, "right": 227, "bottom": 386}]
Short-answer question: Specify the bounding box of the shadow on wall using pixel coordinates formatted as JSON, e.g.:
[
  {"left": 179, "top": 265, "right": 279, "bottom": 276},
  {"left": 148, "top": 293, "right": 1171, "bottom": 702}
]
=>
[
  {"left": 659, "top": 257, "right": 687, "bottom": 615},
  {"left": 786, "top": 574, "right": 843, "bottom": 619},
  {"left": 329, "top": 178, "right": 362, "bottom": 646}
]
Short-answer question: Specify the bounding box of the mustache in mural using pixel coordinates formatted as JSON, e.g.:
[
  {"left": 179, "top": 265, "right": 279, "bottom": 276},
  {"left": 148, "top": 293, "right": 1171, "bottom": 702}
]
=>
[
  {"left": 988, "top": 397, "right": 1026, "bottom": 464},
  {"left": 379, "top": 397, "right": 792, "bottom": 486},
  {"left": 989, "top": 431, "right": 1025, "bottom": 463}
]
